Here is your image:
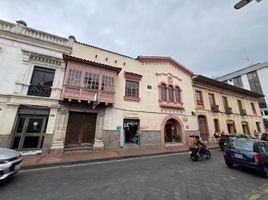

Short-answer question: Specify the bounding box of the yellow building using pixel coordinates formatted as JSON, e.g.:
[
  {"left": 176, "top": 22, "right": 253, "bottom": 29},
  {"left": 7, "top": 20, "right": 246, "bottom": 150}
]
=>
[{"left": 192, "top": 75, "right": 264, "bottom": 142}]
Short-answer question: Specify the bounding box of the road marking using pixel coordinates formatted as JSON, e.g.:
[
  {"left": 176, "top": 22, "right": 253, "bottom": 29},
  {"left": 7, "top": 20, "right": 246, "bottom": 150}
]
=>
[
  {"left": 249, "top": 187, "right": 268, "bottom": 200},
  {"left": 21, "top": 151, "right": 190, "bottom": 173}
]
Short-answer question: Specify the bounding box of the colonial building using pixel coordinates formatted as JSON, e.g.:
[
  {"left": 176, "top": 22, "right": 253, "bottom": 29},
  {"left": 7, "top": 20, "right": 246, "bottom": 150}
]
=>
[
  {"left": 192, "top": 75, "right": 264, "bottom": 141},
  {"left": 51, "top": 41, "right": 199, "bottom": 151},
  {"left": 0, "top": 19, "right": 73, "bottom": 153},
  {"left": 216, "top": 62, "right": 268, "bottom": 130}
]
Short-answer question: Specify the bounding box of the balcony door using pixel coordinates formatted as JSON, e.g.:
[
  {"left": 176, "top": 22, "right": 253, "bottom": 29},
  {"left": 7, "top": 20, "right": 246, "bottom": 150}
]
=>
[{"left": 27, "top": 66, "right": 55, "bottom": 97}]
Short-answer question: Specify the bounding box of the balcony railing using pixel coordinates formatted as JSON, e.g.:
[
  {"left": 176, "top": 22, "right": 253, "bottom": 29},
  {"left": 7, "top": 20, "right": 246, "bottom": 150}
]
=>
[
  {"left": 211, "top": 104, "right": 219, "bottom": 112},
  {"left": 27, "top": 84, "right": 52, "bottom": 97},
  {"left": 225, "top": 107, "right": 233, "bottom": 114},
  {"left": 240, "top": 109, "right": 247, "bottom": 116},
  {"left": 61, "top": 85, "right": 114, "bottom": 105}
]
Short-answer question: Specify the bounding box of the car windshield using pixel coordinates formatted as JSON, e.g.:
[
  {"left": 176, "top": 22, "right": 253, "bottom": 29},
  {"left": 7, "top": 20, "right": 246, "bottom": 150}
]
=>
[
  {"left": 257, "top": 142, "right": 268, "bottom": 153},
  {"left": 234, "top": 140, "right": 254, "bottom": 151}
]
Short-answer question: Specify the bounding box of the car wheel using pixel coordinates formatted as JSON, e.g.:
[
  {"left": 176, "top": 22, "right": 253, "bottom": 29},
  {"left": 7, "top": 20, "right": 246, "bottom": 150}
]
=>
[
  {"left": 261, "top": 165, "right": 268, "bottom": 178},
  {"left": 225, "top": 161, "right": 234, "bottom": 168}
]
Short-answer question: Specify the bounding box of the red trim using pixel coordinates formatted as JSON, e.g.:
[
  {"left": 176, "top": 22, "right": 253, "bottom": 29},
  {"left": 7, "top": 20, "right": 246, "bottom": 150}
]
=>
[
  {"left": 124, "top": 71, "right": 142, "bottom": 81},
  {"left": 138, "top": 56, "right": 193, "bottom": 77},
  {"left": 160, "top": 115, "right": 185, "bottom": 146},
  {"left": 124, "top": 96, "right": 140, "bottom": 102}
]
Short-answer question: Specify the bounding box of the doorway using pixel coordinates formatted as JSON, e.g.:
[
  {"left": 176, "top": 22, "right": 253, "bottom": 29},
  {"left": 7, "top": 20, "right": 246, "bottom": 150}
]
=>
[
  {"left": 11, "top": 106, "right": 49, "bottom": 151},
  {"left": 123, "top": 119, "right": 140, "bottom": 143},
  {"left": 164, "top": 118, "right": 182, "bottom": 143},
  {"left": 198, "top": 115, "right": 209, "bottom": 141},
  {"left": 227, "top": 120, "right": 236, "bottom": 134},
  {"left": 65, "top": 112, "right": 97, "bottom": 147}
]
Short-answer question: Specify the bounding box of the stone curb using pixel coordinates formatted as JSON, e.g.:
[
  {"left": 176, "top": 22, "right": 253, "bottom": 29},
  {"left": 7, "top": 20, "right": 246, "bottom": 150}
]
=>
[{"left": 22, "top": 146, "right": 219, "bottom": 170}]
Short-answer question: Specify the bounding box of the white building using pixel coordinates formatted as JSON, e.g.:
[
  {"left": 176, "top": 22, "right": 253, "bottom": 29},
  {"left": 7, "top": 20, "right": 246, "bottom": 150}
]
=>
[
  {"left": 216, "top": 62, "right": 268, "bottom": 130},
  {"left": 0, "top": 19, "right": 74, "bottom": 153}
]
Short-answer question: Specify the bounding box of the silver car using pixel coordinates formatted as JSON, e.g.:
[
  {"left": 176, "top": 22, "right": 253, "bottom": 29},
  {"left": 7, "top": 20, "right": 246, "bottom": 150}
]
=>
[{"left": 0, "top": 148, "right": 22, "bottom": 180}]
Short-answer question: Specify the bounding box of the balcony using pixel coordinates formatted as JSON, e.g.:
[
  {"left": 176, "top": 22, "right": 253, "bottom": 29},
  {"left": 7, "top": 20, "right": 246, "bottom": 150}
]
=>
[
  {"left": 27, "top": 84, "right": 52, "bottom": 97},
  {"left": 240, "top": 109, "right": 247, "bottom": 116},
  {"left": 211, "top": 104, "right": 219, "bottom": 112},
  {"left": 61, "top": 85, "right": 114, "bottom": 105},
  {"left": 225, "top": 107, "right": 233, "bottom": 114}
]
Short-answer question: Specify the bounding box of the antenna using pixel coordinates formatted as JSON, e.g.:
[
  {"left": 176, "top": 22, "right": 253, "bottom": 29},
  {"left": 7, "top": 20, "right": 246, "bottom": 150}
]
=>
[{"left": 245, "top": 56, "right": 253, "bottom": 67}]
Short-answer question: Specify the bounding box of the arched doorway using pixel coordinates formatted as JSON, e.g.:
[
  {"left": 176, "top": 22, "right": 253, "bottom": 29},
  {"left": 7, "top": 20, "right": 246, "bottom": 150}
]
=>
[
  {"left": 227, "top": 120, "right": 236, "bottom": 134},
  {"left": 241, "top": 121, "right": 250, "bottom": 135},
  {"left": 198, "top": 115, "right": 209, "bottom": 141},
  {"left": 161, "top": 115, "right": 185, "bottom": 145},
  {"left": 164, "top": 119, "right": 182, "bottom": 143}
]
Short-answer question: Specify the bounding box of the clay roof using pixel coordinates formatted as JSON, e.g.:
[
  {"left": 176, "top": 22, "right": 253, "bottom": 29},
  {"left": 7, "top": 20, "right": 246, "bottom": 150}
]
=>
[
  {"left": 137, "top": 56, "right": 194, "bottom": 77},
  {"left": 193, "top": 75, "right": 265, "bottom": 98},
  {"left": 63, "top": 54, "right": 122, "bottom": 74}
]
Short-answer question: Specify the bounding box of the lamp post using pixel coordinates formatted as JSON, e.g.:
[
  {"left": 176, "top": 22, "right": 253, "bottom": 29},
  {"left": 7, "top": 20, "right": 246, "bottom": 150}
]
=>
[{"left": 234, "top": 0, "right": 262, "bottom": 9}]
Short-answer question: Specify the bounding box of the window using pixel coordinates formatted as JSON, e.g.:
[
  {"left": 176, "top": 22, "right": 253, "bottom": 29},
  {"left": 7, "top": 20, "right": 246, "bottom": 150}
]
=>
[
  {"left": 195, "top": 90, "right": 203, "bottom": 106},
  {"left": 101, "top": 76, "right": 114, "bottom": 92},
  {"left": 233, "top": 76, "right": 243, "bottom": 88},
  {"left": 27, "top": 66, "right": 55, "bottom": 97},
  {"left": 251, "top": 102, "right": 257, "bottom": 115},
  {"left": 175, "top": 87, "right": 181, "bottom": 103},
  {"left": 168, "top": 86, "right": 174, "bottom": 102},
  {"left": 214, "top": 119, "right": 220, "bottom": 132},
  {"left": 68, "top": 69, "right": 82, "bottom": 87},
  {"left": 237, "top": 100, "right": 243, "bottom": 113},
  {"left": 208, "top": 93, "right": 215, "bottom": 106},
  {"left": 222, "top": 96, "right": 228, "bottom": 109},
  {"left": 161, "top": 84, "right": 167, "bottom": 101},
  {"left": 84, "top": 72, "right": 99, "bottom": 90},
  {"left": 256, "top": 122, "right": 262, "bottom": 133},
  {"left": 125, "top": 80, "right": 139, "bottom": 98}
]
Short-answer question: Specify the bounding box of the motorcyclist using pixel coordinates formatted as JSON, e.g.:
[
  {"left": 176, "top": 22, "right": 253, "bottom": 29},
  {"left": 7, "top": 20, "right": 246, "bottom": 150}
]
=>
[
  {"left": 195, "top": 135, "right": 206, "bottom": 156},
  {"left": 188, "top": 134, "right": 197, "bottom": 152}
]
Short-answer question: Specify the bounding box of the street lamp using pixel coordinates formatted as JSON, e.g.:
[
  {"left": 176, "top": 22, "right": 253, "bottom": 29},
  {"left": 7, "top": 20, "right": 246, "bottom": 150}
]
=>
[{"left": 234, "top": 0, "right": 262, "bottom": 9}]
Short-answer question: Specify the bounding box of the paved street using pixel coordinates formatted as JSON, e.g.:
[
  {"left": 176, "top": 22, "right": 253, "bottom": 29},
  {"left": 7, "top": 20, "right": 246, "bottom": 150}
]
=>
[{"left": 1, "top": 150, "right": 268, "bottom": 200}]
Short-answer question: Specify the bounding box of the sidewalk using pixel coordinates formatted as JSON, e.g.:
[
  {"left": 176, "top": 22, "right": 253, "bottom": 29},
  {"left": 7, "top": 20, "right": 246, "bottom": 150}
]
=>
[{"left": 22, "top": 143, "right": 219, "bottom": 169}]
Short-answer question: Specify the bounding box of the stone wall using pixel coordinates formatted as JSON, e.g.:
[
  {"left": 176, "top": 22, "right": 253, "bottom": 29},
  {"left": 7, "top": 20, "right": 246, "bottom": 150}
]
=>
[
  {"left": 140, "top": 130, "right": 161, "bottom": 147},
  {"left": 103, "top": 130, "right": 120, "bottom": 150},
  {"left": 0, "top": 135, "right": 11, "bottom": 148}
]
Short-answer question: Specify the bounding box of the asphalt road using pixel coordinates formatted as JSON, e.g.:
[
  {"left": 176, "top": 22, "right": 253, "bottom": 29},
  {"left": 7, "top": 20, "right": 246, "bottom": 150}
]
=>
[{"left": 0, "top": 150, "right": 268, "bottom": 200}]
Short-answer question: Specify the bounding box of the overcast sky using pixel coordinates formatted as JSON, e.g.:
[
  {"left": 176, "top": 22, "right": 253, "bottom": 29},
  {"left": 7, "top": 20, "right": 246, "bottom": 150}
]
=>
[{"left": 0, "top": 0, "right": 267, "bottom": 77}]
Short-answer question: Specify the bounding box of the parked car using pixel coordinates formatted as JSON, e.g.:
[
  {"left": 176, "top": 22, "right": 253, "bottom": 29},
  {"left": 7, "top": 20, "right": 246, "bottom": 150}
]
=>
[
  {"left": 260, "top": 132, "right": 268, "bottom": 141},
  {"left": 224, "top": 137, "right": 268, "bottom": 177},
  {"left": 0, "top": 148, "right": 22, "bottom": 180}
]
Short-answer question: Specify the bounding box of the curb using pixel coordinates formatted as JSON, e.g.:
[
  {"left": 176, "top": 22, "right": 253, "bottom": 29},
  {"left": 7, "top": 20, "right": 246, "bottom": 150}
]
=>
[{"left": 22, "top": 146, "right": 220, "bottom": 170}]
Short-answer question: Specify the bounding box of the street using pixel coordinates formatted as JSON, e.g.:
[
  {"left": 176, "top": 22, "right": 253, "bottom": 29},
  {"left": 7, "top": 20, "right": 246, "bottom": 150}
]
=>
[{"left": 0, "top": 150, "right": 268, "bottom": 200}]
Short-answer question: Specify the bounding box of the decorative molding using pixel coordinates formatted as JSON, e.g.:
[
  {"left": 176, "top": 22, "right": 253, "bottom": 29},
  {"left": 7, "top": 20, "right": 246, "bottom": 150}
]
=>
[
  {"left": 22, "top": 50, "right": 63, "bottom": 66},
  {"left": 0, "top": 19, "right": 73, "bottom": 48},
  {"left": 124, "top": 71, "right": 142, "bottom": 81},
  {"left": 156, "top": 72, "right": 182, "bottom": 82}
]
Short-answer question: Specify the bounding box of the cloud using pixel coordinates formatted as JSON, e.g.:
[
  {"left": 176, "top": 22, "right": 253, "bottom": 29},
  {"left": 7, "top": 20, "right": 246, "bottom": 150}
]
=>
[{"left": 0, "top": 0, "right": 267, "bottom": 77}]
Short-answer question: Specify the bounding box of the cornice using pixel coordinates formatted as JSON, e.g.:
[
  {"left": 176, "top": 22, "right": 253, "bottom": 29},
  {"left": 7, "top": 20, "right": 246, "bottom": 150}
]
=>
[{"left": 22, "top": 50, "right": 63, "bottom": 66}]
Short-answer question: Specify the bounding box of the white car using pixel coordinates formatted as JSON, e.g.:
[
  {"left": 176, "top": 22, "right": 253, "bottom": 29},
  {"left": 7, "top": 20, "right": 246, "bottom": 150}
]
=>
[{"left": 0, "top": 148, "right": 22, "bottom": 180}]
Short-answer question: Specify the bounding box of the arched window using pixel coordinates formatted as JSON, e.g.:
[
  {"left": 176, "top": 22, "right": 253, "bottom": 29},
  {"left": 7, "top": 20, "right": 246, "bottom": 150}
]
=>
[
  {"left": 175, "top": 86, "right": 181, "bottom": 103},
  {"left": 161, "top": 84, "right": 167, "bottom": 101},
  {"left": 168, "top": 86, "right": 174, "bottom": 102}
]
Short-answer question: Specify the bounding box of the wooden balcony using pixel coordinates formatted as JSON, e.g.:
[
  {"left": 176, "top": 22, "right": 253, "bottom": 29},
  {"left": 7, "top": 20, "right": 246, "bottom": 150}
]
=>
[
  {"left": 61, "top": 85, "right": 115, "bottom": 105},
  {"left": 211, "top": 104, "right": 219, "bottom": 112},
  {"left": 225, "top": 107, "right": 233, "bottom": 114}
]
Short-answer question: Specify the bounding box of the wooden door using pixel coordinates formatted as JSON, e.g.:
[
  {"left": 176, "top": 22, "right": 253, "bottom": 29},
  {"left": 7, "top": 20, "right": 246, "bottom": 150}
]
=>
[
  {"left": 198, "top": 116, "right": 208, "bottom": 141},
  {"left": 65, "top": 112, "right": 97, "bottom": 146}
]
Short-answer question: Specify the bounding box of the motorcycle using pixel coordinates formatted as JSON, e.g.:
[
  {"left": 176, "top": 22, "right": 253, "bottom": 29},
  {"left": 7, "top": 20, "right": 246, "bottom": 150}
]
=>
[
  {"left": 189, "top": 144, "right": 211, "bottom": 161},
  {"left": 214, "top": 132, "right": 230, "bottom": 151}
]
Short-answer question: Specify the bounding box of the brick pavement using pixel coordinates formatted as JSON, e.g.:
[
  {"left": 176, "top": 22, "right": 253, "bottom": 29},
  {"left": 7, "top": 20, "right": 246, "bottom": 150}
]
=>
[{"left": 22, "top": 143, "right": 219, "bottom": 169}]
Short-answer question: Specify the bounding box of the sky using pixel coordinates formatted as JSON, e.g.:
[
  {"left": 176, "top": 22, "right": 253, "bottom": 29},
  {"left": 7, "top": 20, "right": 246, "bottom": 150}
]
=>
[{"left": 0, "top": 0, "right": 267, "bottom": 77}]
